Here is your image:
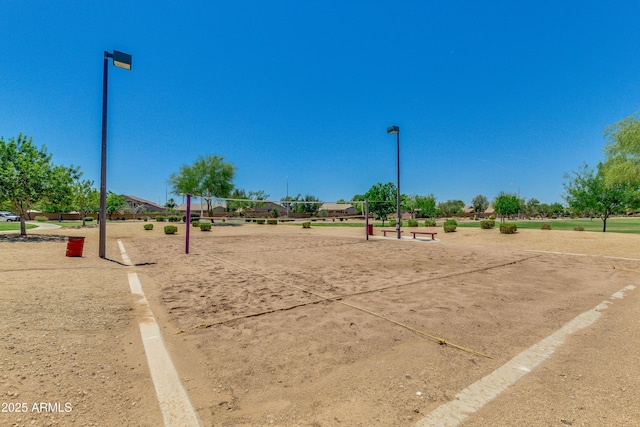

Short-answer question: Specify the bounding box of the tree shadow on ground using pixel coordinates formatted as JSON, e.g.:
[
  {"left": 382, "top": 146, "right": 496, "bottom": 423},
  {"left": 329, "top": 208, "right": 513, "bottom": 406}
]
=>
[{"left": 0, "top": 234, "right": 74, "bottom": 243}]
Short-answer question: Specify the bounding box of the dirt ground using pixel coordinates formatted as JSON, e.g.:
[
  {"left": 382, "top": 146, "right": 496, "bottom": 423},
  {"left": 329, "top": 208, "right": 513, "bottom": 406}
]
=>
[{"left": 1, "top": 221, "right": 639, "bottom": 426}]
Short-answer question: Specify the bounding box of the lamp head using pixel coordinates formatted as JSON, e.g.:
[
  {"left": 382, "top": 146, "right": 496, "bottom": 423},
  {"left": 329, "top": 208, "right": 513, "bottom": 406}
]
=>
[
  {"left": 387, "top": 125, "right": 399, "bottom": 134},
  {"left": 112, "top": 50, "right": 132, "bottom": 70}
]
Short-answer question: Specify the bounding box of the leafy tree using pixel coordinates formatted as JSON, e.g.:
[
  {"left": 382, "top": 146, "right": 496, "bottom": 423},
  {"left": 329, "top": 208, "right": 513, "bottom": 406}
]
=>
[
  {"left": 39, "top": 165, "right": 81, "bottom": 221},
  {"left": 106, "top": 192, "right": 127, "bottom": 220},
  {"left": 290, "top": 193, "right": 321, "bottom": 215},
  {"left": 549, "top": 202, "right": 565, "bottom": 216},
  {"left": 364, "top": 182, "right": 396, "bottom": 226},
  {"left": 471, "top": 194, "right": 489, "bottom": 218},
  {"left": 400, "top": 194, "right": 414, "bottom": 218},
  {"left": 350, "top": 194, "right": 366, "bottom": 214},
  {"left": 0, "top": 134, "right": 62, "bottom": 235},
  {"left": 414, "top": 194, "right": 437, "bottom": 218},
  {"left": 524, "top": 198, "right": 540, "bottom": 217},
  {"left": 165, "top": 198, "right": 177, "bottom": 214},
  {"left": 563, "top": 163, "right": 637, "bottom": 232},
  {"left": 437, "top": 199, "right": 464, "bottom": 216},
  {"left": 169, "top": 155, "right": 235, "bottom": 215},
  {"left": 230, "top": 189, "right": 269, "bottom": 212},
  {"left": 603, "top": 114, "right": 640, "bottom": 185},
  {"left": 493, "top": 192, "right": 521, "bottom": 221},
  {"left": 72, "top": 179, "right": 100, "bottom": 226}
]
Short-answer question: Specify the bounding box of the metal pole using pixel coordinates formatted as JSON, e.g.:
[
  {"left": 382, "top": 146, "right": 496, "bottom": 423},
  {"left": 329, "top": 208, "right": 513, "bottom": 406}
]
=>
[
  {"left": 396, "top": 130, "right": 401, "bottom": 239},
  {"left": 365, "top": 199, "right": 369, "bottom": 241},
  {"left": 186, "top": 193, "right": 191, "bottom": 254},
  {"left": 99, "top": 51, "right": 110, "bottom": 258}
]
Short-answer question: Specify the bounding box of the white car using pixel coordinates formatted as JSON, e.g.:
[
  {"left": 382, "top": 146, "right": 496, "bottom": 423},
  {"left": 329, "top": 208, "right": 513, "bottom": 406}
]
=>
[{"left": 0, "top": 212, "right": 20, "bottom": 222}]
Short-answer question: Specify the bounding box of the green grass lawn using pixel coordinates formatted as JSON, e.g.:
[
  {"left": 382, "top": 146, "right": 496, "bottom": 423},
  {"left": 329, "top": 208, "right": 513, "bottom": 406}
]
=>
[
  {"left": 457, "top": 217, "right": 640, "bottom": 234},
  {"left": 0, "top": 222, "right": 38, "bottom": 231}
]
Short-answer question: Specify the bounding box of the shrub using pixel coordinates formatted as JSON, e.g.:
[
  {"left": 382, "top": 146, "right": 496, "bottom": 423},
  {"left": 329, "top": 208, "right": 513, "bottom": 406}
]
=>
[
  {"left": 164, "top": 225, "right": 177, "bottom": 234},
  {"left": 541, "top": 223, "right": 552, "bottom": 230},
  {"left": 267, "top": 219, "right": 278, "bottom": 225},
  {"left": 35, "top": 216, "right": 48, "bottom": 222},
  {"left": 407, "top": 219, "right": 419, "bottom": 227},
  {"left": 302, "top": 222, "right": 311, "bottom": 229},
  {"left": 144, "top": 223, "right": 154, "bottom": 230},
  {"left": 388, "top": 220, "right": 396, "bottom": 227},
  {"left": 444, "top": 219, "right": 458, "bottom": 226},
  {"left": 168, "top": 215, "right": 180, "bottom": 222},
  {"left": 574, "top": 226, "right": 585, "bottom": 231},
  {"left": 256, "top": 219, "right": 265, "bottom": 224},
  {"left": 489, "top": 215, "right": 496, "bottom": 220},
  {"left": 143, "top": 216, "right": 149, "bottom": 222},
  {"left": 270, "top": 208, "right": 279, "bottom": 218},
  {"left": 443, "top": 224, "right": 457, "bottom": 233},
  {"left": 199, "top": 222, "right": 212, "bottom": 231},
  {"left": 191, "top": 220, "right": 200, "bottom": 227},
  {"left": 480, "top": 220, "right": 495, "bottom": 229},
  {"left": 156, "top": 216, "right": 166, "bottom": 222},
  {"left": 424, "top": 219, "right": 436, "bottom": 227},
  {"left": 85, "top": 216, "right": 94, "bottom": 222},
  {"left": 499, "top": 223, "right": 518, "bottom": 234}
]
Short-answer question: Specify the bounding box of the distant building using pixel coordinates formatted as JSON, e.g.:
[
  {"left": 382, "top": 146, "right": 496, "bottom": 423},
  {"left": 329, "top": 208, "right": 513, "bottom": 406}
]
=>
[
  {"left": 245, "top": 202, "right": 287, "bottom": 217},
  {"left": 121, "top": 195, "right": 165, "bottom": 213},
  {"left": 319, "top": 203, "right": 356, "bottom": 215},
  {"left": 176, "top": 202, "right": 226, "bottom": 215}
]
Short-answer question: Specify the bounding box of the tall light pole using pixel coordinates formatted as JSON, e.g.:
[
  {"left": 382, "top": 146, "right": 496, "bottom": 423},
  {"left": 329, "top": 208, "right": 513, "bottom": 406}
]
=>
[
  {"left": 286, "top": 176, "right": 289, "bottom": 218},
  {"left": 99, "top": 50, "right": 132, "bottom": 258},
  {"left": 387, "top": 125, "right": 401, "bottom": 239}
]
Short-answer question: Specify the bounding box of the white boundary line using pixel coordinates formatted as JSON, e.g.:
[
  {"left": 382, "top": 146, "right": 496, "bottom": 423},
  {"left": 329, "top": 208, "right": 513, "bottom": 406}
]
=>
[
  {"left": 117, "top": 239, "right": 133, "bottom": 265},
  {"left": 415, "top": 284, "right": 637, "bottom": 427},
  {"left": 119, "top": 242, "right": 200, "bottom": 426}
]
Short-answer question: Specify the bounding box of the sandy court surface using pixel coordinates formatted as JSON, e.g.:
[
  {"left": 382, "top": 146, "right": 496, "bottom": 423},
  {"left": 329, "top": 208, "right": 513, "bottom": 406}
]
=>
[{"left": 1, "top": 221, "right": 639, "bottom": 426}]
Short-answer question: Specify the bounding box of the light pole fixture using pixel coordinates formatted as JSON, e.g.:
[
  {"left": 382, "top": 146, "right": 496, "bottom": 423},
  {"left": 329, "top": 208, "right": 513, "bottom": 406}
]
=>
[
  {"left": 387, "top": 125, "right": 401, "bottom": 239},
  {"left": 99, "top": 50, "right": 132, "bottom": 258}
]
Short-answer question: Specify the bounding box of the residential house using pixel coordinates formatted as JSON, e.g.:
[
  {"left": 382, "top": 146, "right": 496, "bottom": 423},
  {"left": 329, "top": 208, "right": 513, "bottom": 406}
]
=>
[{"left": 319, "top": 203, "right": 356, "bottom": 215}]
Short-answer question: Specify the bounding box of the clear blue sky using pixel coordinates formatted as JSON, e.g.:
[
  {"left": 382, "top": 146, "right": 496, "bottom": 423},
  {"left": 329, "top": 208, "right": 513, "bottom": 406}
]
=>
[{"left": 2, "top": 1, "right": 639, "bottom": 206}]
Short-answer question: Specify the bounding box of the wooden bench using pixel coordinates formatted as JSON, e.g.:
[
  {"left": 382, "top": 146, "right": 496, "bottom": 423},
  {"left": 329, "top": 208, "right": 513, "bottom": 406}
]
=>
[
  {"left": 410, "top": 231, "right": 437, "bottom": 240},
  {"left": 381, "top": 229, "right": 403, "bottom": 237}
]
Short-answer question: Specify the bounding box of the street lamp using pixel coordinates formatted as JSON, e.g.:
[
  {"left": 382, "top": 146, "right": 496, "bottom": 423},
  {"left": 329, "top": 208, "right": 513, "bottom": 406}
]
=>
[
  {"left": 99, "top": 50, "right": 132, "bottom": 258},
  {"left": 387, "top": 125, "right": 401, "bottom": 239}
]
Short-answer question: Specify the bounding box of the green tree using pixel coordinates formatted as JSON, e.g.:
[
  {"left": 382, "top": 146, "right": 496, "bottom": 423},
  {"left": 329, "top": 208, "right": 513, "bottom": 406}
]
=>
[
  {"left": 414, "top": 194, "right": 437, "bottom": 218},
  {"left": 106, "top": 192, "right": 127, "bottom": 220},
  {"left": 169, "top": 155, "right": 235, "bottom": 216},
  {"left": 493, "top": 192, "right": 520, "bottom": 222},
  {"left": 524, "top": 198, "right": 540, "bottom": 218},
  {"left": 72, "top": 179, "right": 100, "bottom": 226},
  {"left": 40, "top": 165, "right": 81, "bottom": 221},
  {"left": 364, "top": 182, "right": 396, "bottom": 226},
  {"left": 0, "top": 134, "right": 60, "bottom": 235},
  {"left": 603, "top": 114, "right": 640, "bottom": 185},
  {"left": 563, "top": 163, "right": 637, "bottom": 232},
  {"left": 471, "top": 194, "right": 489, "bottom": 218},
  {"left": 350, "top": 194, "right": 366, "bottom": 215},
  {"left": 230, "top": 189, "right": 269, "bottom": 213},
  {"left": 291, "top": 194, "right": 321, "bottom": 215},
  {"left": 437, "top": 199, "right": 464, "bottom": 216},
  {"left": 165, "top": 198, "right": 177, "bottom": 214}
]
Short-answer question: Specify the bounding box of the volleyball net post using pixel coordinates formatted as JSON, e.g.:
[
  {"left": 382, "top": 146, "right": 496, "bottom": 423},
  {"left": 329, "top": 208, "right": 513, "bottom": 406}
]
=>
[{"left": 186, "top": 193, "right": 191, "bottom": 254}]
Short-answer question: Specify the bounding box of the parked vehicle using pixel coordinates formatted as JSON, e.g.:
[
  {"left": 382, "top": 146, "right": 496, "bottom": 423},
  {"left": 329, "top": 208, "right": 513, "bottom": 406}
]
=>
[{"left": 0, "top": 212, "right": 20, "bottom": 222}]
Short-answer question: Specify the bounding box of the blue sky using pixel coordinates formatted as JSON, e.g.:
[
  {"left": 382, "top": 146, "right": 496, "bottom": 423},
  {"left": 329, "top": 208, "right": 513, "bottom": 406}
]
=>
[{"left": 2, "top": 1, "right": 639, "bottom": 206}]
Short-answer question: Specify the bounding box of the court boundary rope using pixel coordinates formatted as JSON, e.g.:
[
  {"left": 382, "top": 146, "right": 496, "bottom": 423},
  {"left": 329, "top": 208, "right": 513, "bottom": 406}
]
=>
[{"left": 184, "top": 253, "right": 496, "bottom": 359}]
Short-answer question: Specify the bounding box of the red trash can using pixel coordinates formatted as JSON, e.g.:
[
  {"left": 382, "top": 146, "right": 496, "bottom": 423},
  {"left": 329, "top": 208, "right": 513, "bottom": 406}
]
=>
[
  {"left": 367, "top": 224, "right": 374, "bottom": 235},
  {"left": 66, "top": 237, "right": 85, "bottom": 257}
]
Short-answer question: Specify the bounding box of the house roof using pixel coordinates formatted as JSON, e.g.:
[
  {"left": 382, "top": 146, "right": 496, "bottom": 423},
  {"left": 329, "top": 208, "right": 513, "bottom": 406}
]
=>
[
  {"left": 176, "top": 203, "right": 225, "bottom": 212},
  {"left": 319, "top": 203, "right": 354, "bottom": 211},
  {"left": 121, "top": 195, "right": 165, "bottom": 211}
]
